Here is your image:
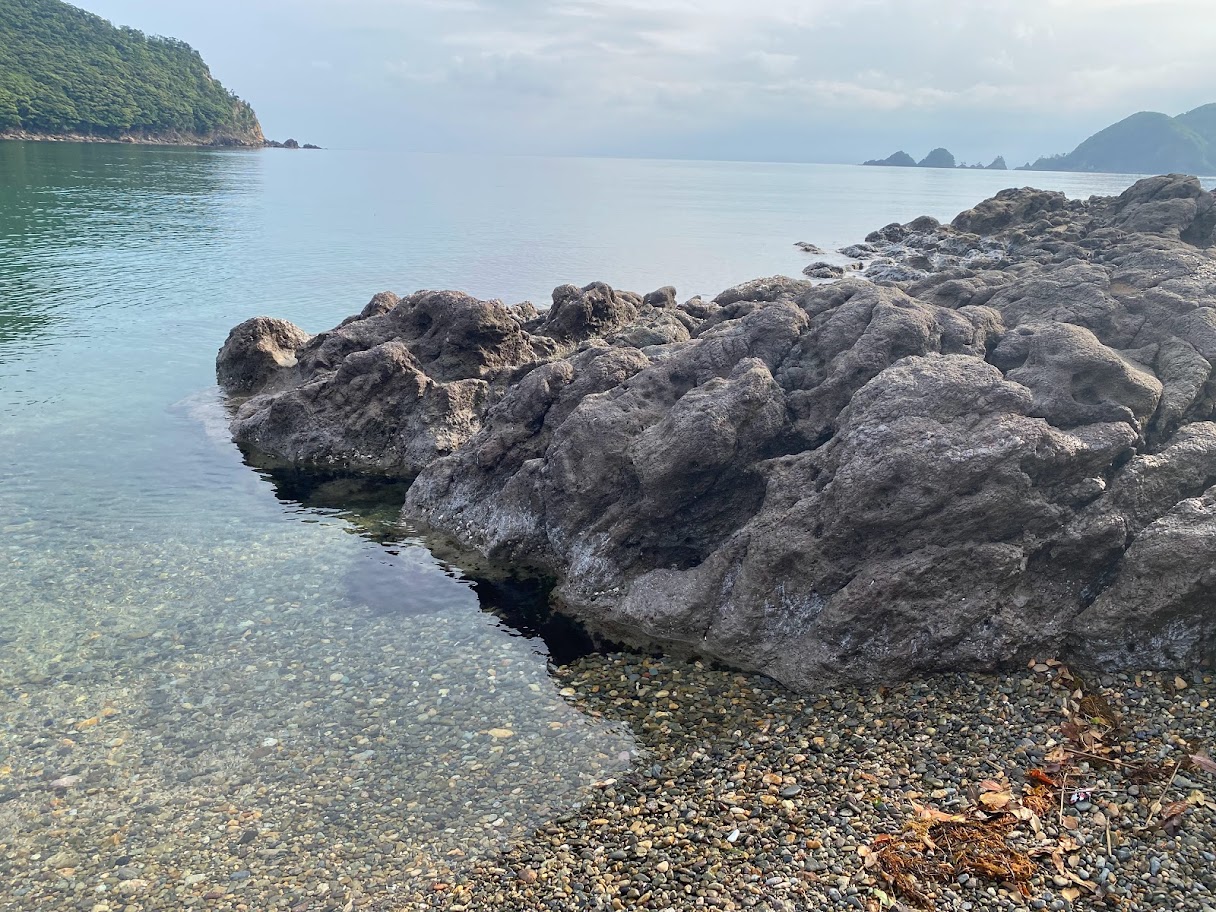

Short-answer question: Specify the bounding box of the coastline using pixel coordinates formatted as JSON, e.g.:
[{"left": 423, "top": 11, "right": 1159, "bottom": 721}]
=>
[
  {"left": 3, "top": 615, "right": 1210, "bottom": 911},
  {"left": 0, "top": 129, "right": 267, "bottom": 148}
]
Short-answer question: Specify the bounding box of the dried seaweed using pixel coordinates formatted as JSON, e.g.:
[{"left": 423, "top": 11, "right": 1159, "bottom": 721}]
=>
[{"left": 864, "top": 782, "right": 1052, "bottom": 909}]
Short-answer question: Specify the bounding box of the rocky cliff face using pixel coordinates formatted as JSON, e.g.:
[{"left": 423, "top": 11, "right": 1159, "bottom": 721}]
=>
[{"left": 218, "top": 174, "right": 1216, "bottom": 689}]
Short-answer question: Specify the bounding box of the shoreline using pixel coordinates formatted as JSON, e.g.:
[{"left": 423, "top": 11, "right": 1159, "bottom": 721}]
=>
[
  {"left": 4, "top": 627, "right": 1209, "bottom": 911},
  {"left": 0, "top": 131, "right": 305, "bottom": 149}
]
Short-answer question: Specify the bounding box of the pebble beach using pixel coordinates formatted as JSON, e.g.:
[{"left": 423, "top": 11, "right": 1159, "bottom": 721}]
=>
[
  {"left": 428, "top": 656, "right": 1216, "bottom": 912},
  {"left": 3, "top": 563, "right": 1213, "bottom": 912}
]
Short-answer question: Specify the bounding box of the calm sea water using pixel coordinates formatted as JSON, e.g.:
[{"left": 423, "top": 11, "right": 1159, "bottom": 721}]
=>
[{"left": 0, "top": 142, "right": 1199, "bottom": 895}]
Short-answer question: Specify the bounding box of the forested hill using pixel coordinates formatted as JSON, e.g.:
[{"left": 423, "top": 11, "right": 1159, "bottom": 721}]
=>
[
  {"left": 1022, "top": 105, "right": 1216, "bottom": 175},
  {"left": 0, "top": 0, "right": 264, "bottom": 145}
]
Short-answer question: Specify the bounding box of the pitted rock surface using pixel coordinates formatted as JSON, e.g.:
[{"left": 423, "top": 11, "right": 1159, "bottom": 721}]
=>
[{"left": 219, "top": 175, "right": 1216, "bottom": 687}]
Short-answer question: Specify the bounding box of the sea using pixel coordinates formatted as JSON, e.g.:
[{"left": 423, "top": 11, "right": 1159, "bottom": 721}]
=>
[{"left": 0, "top": 141, "right": 1205, "bottom": 903}]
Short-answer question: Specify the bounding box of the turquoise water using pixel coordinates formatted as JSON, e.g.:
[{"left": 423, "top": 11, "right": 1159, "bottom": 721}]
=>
[{"left": 0, "top": 142, "right": 1194, "bottom": 903}]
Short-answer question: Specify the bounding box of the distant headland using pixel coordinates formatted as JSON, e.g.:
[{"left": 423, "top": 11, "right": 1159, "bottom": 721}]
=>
[
  {"left": 0, "top": 0, "right": 314, "bottom": 149},
  {"left": 1020, "top": 104, "right": 1216, "bottom": 174},
  {"left": 863, "top": 103, "right": 1216, "bottom": 176}
]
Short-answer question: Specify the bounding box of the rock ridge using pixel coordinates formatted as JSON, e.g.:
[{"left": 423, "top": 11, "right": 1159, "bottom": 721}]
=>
[{"left": 218, "top": 174, "right": 1216, "bottom": 688}]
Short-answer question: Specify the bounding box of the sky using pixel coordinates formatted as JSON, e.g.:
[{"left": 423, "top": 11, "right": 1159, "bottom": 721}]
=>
[{"left": 80, "top": 0, "right": 1216, "bottom": 164}]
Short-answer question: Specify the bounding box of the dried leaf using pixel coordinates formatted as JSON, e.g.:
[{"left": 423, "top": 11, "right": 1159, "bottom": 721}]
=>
[
  {"left": 1050, "top": 849, "right": 1067, "bottom": 875},
  {"left": 1190, "top": 752, "right": 1216, "bottom": 776},
  {"left": 1060, "top": 816, "right": 1080, "bottom": 831},
  {"left": 1061, "top": 888, "right": 1081, "bottom": 902},
  {"left": 979, "top": 779, "right": 1005, "bottom": 793},
  {"left": 1162, "top": 800, "right": 1190, "bottom": 820},
  {"left": 868, "top": 809, "right": 1036, "bottom": 909},
  {"left": 980, "top": 792, "right": 1012, "bottom": 810},
  {"left": 910, "top": 801, "right": 967, "bottom": 824}
]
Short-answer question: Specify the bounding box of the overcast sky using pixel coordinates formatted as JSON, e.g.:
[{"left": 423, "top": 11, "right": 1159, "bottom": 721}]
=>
[{"left": 81, "top": 0, "right": 1216, "bottom": 164}]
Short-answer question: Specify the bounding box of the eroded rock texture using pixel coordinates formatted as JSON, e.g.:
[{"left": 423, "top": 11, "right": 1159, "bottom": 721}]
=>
[{"left": 218, "top": 174, "right": 1216, "bottom": 687}]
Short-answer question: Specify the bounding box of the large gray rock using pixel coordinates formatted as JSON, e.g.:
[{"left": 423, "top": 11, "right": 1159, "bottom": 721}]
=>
[
  {"left": 217, "top": 316, "right": 313, "bottom": 395},
  {"left": 219, "top": 175, "right": 1216, "bottom": 687},
  {"left": 217, "top": 284, "right": 694, "bottom": 476},
  {"left": 1075, "top": 488, "right": 1216, "bottom": 667}
]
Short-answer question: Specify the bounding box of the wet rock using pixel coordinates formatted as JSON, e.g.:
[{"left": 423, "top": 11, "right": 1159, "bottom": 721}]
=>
[
  {"left": 862, "top": 258, "right": 930, "bottom": 284},
  {"left": 839, "top": 243, "right": 877, "bottom": 259},
  {"left": 802, "top": 262, "right": 845, "bottom": 279}
]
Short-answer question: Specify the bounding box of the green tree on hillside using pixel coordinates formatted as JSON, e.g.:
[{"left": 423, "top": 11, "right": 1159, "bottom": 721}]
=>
[{"left": 0, "top": 0, "right": 263, "bottom": 142}]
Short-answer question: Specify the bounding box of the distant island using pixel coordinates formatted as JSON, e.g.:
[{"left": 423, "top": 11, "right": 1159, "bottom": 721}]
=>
[
  {"left": 0, "top": 0, "right": 309, "bottom": 148},
  {"left": 1019, "top": 104, "right": 1216, "bottom": 174},
  {"left": 863, "top": 148, "right": 1008, "bottom": 170},
  {"left": 864, "top": 103, "right": 1216, "bottom": 176}
]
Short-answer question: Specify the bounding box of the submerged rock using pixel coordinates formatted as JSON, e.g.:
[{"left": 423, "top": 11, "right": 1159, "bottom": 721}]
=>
[{"left": 218, "top": 174, "right": 1216, "bottom": 687}]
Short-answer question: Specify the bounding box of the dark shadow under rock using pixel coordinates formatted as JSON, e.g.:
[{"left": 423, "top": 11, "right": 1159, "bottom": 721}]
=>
[{"left": 249, "top": 461, "right": 607, "bottom": 665}]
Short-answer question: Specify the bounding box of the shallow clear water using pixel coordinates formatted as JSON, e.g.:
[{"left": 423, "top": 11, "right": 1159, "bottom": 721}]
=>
[{"left": 0, "top": 142, "right": 1200, "bottom": 902}]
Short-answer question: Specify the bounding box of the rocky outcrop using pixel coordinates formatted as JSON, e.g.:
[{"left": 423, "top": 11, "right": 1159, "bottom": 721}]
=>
[
  {"left": 218, "top": 285, "right": 698, "bottom": 476},
  {"left": 802, "top": 262, "right": 845, "bottom": 279},
  {"left": 863, "top": 151, "right": 917, "bottom": 167},
  {"left": 918, "top": 147, "right": 957, "bottom": 169},
  {"left": 218, "top": 174, "right": 1216, "bottom": 688},
  {"left": 264, "top": 138, "right": 322, "bottom": 149},
  {"left": 862, "top": 148, "right": 1000, "bottom": 170}
]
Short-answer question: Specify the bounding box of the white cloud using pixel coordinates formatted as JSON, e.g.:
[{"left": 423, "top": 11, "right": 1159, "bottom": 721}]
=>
[{"left": 79, "top": 0, "right": 1216, "bottom": 160}]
